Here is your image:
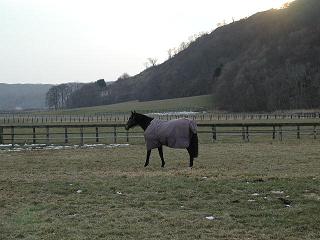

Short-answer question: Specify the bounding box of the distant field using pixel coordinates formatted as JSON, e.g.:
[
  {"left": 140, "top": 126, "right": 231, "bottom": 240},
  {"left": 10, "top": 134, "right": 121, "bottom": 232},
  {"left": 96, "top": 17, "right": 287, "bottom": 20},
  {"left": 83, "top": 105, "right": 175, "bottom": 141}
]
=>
[
  {"left": 0, "top": 142, "right": 319, "bottom": 239},
  {"left": 1, "top": 94, "right": 319, "bottom": 127},
  {"left": 34, "top": 95, "right": 214, "bottom": 115}
]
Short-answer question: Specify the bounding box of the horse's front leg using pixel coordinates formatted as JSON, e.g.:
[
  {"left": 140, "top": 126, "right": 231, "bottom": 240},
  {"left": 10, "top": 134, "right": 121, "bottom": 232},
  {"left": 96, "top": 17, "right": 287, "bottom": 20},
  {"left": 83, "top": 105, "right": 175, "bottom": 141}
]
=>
[
  {"left": 158, "top": 146, "right": 165, "bottom": 168},
  {"left": 144, "top": 150, "right": 151, "bottom": 167}
]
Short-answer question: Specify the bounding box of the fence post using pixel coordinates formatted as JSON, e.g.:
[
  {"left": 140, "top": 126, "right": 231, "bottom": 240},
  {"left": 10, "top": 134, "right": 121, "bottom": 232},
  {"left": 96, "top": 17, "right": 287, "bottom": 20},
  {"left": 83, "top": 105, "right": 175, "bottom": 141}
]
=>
[
  {"left": 95, "top": 127, "right": 99, "bottom": 143},
  {"left": 46, "top": 126, "right": 50, "bottom": 145},
  {"left": 126, "top": 130, "right": 129, "bottom": 143},
  {"left": 0, "top": 127, "right": 3, "bottom": 144},
  {"left": 246, "top": 126, "right": 249, "bottom": 142},
  {"left": 212, "top": 125, "right": 216, "bottom": 142},
  {"left": 80, "top": 126, "right": 84, "bottom": 146},
  {"left": 272, "top": 126, "right": 276, "bottom": 140},
  {"left": 11, "top": 126, "right": 14, "bottom": 147},
  {"left": 64, "top": 127, "right": 68, "bottom": 144},
  {"left": 279, "top": 126, "right": 283, "bottom": 141},
  {"left": 242, "top": 126, "right": 246, "bottom": 141},
  {"left": 113, "top": 126, "right": 117, "bottom": 143},
  {"left": 33, "top": 127, "right": 36, "bottom": 144},
  {"left": 297, "top": 126, "right": 300, "bottom": 139}
]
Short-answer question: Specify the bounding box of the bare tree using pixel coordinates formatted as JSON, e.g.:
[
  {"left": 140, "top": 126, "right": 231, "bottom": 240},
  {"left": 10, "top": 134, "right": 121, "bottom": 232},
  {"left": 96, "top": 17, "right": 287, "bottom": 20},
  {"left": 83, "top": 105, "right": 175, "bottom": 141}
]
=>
[
  {"left": 117, "top": 73, "right": 130, "bottom": 81},
  {"left": 144, "top": 58, "right": 158, "bottom": 69},
  {"left": 167, "top": 48, "right": 173, "bottom": 59},
  {"left": 46, "top": 86, "right": 60, "bottom": 109},
  {"left": 178, "top": 41, "right": 188, "bottom": 52},
  {"left": 46, "top": 83, "right": 81, "bottom": 109},
  {"left": 147, "top": 58, "right": 158, "bottom": 67}
]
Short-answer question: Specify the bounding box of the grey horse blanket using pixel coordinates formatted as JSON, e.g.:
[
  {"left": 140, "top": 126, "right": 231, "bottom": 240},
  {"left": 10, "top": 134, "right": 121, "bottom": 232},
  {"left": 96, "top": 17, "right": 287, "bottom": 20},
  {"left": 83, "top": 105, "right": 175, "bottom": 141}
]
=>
[{"left": 144, "top": 118, "right": 197, "bottom": 150}]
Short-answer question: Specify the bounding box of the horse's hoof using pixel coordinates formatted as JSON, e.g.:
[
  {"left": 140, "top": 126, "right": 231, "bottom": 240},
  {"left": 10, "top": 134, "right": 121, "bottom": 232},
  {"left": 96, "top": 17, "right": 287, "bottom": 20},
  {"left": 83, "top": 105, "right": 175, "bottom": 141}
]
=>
[
  {"left": 144, "top": 163, "right": 149, "bottom": 167},
  {"left": 161, "top": 164, "right": 165, "bottom": 168}
]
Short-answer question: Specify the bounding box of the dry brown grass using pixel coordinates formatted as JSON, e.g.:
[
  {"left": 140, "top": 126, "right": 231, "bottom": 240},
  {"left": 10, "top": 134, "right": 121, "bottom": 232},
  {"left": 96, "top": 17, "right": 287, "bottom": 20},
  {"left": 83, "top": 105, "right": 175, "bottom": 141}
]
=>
[{"left": 0, "top": 142, "right": 320, "bottom": 239}]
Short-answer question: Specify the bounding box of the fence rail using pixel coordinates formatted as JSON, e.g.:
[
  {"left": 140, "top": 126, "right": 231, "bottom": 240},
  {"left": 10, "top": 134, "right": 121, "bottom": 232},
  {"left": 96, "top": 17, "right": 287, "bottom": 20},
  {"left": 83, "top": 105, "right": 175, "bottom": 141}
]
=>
[
  {"left": 1, "top": 112, "right": 320, "bottom": 125},
  {"left": 0, "top": 122, "right": 319, "bottom": 147}
]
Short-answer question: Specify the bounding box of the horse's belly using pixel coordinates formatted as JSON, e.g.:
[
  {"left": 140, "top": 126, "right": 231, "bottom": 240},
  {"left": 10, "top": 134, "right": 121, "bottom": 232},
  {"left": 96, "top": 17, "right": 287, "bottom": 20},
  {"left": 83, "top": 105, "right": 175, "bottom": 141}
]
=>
[{"left": 158, "top": 127, "right": 190, "bottom": 149}]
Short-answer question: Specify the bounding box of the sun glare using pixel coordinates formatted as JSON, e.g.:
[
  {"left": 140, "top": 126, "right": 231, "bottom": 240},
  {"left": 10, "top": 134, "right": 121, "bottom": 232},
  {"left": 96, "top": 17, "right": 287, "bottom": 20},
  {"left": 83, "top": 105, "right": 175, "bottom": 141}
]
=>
[{"left": 270, "top": 0, "right": 295, "bottom": 9}]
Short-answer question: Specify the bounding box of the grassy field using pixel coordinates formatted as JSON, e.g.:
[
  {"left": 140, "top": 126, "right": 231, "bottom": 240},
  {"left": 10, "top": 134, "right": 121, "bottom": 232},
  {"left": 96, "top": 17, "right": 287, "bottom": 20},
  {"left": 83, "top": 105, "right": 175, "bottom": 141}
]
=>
[
  {"left": 31, "top": 95, "right": 214, "bottom": 115},
  {"left": 0, "top": 142, "right": 319, "bottom": 239}
]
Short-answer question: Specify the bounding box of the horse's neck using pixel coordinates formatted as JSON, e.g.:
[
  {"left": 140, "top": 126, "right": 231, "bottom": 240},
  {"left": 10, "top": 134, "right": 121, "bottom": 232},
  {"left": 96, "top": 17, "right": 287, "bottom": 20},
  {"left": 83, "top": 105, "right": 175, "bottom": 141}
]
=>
[{"left": 138, "top": 116, "right": 153, "bottom": 131}]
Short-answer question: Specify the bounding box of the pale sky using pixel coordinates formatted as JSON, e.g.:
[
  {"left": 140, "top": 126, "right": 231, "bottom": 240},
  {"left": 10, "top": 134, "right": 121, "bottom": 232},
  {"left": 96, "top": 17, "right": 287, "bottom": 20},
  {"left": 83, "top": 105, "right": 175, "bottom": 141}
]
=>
[{"left": 0, "top": 0, "right": 293, "bottom": 84}]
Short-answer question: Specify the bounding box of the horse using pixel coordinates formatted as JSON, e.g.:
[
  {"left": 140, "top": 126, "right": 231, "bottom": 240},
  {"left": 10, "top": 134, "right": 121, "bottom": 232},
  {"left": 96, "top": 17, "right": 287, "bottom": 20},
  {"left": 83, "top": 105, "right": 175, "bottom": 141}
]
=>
[{"left": 125, "top": 111, "right": 198, "bottom": 168}]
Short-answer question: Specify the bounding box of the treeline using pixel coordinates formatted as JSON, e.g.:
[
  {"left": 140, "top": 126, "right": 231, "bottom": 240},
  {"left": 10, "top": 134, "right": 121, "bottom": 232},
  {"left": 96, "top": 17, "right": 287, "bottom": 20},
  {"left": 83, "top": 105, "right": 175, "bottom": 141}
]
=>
[{"left": 46, "top": 80, "right": 109, "bottom": 109}]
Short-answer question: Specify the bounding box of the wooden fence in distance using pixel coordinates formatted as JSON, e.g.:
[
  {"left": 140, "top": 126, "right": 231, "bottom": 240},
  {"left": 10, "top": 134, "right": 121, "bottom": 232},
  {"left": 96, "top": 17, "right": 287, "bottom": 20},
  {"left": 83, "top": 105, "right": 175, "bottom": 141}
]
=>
[
  {"left": 0, "top": 122, "right": 319, "bottom": 147},
  {"left": 1, "top": 112, "right": 320, "bottom": 124}
]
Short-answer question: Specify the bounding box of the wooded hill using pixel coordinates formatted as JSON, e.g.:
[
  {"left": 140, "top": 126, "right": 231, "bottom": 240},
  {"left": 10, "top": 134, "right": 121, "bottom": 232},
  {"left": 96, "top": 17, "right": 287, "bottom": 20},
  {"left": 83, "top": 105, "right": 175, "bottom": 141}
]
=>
[{"left": 101, "top": 0, "right": 320, "bottom": 112}]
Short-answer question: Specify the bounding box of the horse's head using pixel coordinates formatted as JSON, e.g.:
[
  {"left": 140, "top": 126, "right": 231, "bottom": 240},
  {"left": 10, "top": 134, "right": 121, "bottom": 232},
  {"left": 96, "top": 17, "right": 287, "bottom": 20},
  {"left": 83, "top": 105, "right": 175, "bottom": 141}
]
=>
[{"left": 125, "top": 111, "right": 138, "bottom": 130}]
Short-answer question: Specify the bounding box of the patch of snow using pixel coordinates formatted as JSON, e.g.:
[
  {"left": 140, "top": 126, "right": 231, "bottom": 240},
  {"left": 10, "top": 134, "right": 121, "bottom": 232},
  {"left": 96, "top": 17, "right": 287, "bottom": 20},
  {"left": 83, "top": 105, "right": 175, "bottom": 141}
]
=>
[
  {"left": 83, "top": 144, "right": 106, "bottom": 148},
  {"left": 27, "top": 144, "right": 46, "bottom": 147},
  {"left": 109, "top": 144, "right": 130, "bottom": 148},
  {"left": 205, "top": 216, "right": 216, "bottom": 220},
  {"left": 271, "top": 191, "right": 284, "bottom": 195},
  {"left": 251, "top": 193, "right": 260, "bottom": 196},
  {"left": 0, "top": 143, "right": 130, "bottom": 152},
  {"left": 116, "top": 191, "right": 122, "bottom": 195},
  {"left": 0, "top": 144, "right": 16, "bottom": 147},
  {"left": 76, "top": 190, "right": 82, "bottom": 194}
]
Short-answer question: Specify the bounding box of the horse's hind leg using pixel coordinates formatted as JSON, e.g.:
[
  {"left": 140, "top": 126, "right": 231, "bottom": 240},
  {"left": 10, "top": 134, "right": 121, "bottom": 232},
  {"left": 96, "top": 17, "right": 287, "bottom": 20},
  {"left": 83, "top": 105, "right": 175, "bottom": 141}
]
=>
[
  {"left": 187, "top": 148, "right": 194, "bottom": 168},
  {"left": 158, "top": 146, "right": 165, "bottom": 167},
  {"left": 144, "top": 150, "right": 151, "bottom": 167}
]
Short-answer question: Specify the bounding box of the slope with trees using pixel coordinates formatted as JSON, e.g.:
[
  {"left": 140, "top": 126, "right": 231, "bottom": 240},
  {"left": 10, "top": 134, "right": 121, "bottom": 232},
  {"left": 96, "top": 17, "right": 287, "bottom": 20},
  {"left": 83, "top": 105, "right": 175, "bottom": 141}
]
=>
[{"left": 102, "top": 0, "right": 320, "bottom": 111}]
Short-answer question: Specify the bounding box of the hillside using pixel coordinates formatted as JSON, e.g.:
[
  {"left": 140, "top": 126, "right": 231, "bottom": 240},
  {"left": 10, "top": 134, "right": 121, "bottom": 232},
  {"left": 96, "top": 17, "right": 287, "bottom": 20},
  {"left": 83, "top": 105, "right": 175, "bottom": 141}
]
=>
[
  {"left": 39, "top": 95, "right": 213, "bottom": 115},
  {"left": 102, "top": 0, "right": 320, "bottom": 112},
  {"left": 0, "top": 83, "right": 52, "bottom": 110}
]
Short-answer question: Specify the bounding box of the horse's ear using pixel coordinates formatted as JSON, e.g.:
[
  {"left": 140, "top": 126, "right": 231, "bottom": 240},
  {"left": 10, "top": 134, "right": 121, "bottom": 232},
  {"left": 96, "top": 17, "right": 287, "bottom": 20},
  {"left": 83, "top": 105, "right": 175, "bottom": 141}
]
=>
[{"left": 134, "top": 110, "right": 136, "bottom": 113}]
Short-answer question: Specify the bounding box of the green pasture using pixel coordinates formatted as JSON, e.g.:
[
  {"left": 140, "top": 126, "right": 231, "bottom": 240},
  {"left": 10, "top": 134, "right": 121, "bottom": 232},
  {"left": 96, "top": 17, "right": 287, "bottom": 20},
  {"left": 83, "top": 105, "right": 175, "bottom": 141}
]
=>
[
  {"left": 1, "top": 93, "right": 319, "bottom": 127},
  {"left": 0, "top": 142, "right": 319, "bottom": 239},
  {"left": 29, "top": 95, "right": 214, "bottom": 115}
]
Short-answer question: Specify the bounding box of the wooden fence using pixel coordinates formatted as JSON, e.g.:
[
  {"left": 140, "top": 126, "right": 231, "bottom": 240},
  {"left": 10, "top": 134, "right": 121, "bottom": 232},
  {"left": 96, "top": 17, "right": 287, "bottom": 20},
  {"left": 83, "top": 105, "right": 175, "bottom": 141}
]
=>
[
  {"left": 1, "top": 112, "right": 320, "bottom": 124},
  {"left": 0, "top": 122, "right": 319, "bottom": 147}
]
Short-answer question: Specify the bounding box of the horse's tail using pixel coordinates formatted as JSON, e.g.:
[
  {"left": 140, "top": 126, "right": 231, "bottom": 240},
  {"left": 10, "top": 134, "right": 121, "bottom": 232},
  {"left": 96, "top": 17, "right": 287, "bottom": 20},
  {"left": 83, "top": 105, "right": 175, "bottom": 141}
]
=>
[{"left": 189, "top": 133, "right": 199, "bottom": 158}]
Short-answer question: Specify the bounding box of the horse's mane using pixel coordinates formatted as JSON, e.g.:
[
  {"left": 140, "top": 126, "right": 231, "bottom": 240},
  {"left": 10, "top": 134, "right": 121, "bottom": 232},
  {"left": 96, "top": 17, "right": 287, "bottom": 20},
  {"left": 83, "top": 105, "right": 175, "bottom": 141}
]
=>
[
  {"left": 133, "top": 112, "right": 153, "bottom": 130},
  {"left": 134, "top": 112, "right": 153, "bottom": 121}
]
